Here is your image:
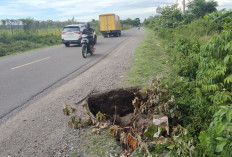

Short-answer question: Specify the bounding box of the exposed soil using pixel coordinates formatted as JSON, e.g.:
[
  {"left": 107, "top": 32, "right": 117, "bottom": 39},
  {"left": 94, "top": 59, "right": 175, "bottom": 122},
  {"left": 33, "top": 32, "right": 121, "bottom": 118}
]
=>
[
  {"left": 0, "top": 28, "right": 145, "bottom": 157},
  {"left": 88, "top": 87, "right": 140, "bottom": 117},
  {"left": 87, "top": 87, "right": 153, "bottom": 130}
]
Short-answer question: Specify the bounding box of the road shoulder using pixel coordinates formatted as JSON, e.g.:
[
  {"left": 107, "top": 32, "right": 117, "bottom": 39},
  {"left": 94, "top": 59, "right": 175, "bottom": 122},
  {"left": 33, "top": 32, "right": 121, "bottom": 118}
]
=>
[{"left": 0, "top": 28, "right": 145, "bottom": 156}]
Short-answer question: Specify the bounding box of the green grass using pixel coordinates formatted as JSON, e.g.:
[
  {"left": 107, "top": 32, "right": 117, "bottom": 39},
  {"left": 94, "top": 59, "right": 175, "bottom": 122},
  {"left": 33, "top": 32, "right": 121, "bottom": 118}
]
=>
[
  {"left": 0, "top": 31, "right": 61, "bottom": 57},
  {"left": 122, "top": 29, "right": 176, "bottom": 88},
  {"left": 72, "top": 127, "right": 121, "bottom": 156}
]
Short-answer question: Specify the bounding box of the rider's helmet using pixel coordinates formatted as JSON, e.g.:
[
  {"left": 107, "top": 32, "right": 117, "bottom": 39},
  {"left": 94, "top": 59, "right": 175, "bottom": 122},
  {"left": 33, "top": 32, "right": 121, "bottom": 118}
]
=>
[{"left": 85, "top": 22, "right": 90, "bottom": 29}]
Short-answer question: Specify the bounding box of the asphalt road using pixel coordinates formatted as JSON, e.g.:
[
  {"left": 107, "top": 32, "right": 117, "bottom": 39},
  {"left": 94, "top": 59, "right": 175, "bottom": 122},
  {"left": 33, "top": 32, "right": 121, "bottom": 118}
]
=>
[{"left": 0, "top": 29, "right": 135, "bottom": 119}]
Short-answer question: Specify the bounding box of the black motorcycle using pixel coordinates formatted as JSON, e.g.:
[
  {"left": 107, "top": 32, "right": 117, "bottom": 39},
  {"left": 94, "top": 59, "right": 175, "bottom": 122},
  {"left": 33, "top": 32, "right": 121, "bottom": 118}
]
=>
[{"left": 81, "top": 34, "right": 93, "bottom": 58}]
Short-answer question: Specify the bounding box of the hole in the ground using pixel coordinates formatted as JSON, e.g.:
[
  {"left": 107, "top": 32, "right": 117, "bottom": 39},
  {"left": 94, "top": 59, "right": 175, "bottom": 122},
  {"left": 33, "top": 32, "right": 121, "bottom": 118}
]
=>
[{"left": 87, "top": 87, "right": 140, "bottom": 117}]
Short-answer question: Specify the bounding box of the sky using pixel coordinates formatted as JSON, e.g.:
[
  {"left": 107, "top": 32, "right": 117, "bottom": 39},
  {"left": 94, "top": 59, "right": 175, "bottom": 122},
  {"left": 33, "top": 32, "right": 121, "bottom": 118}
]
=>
[{"left": 0, "top": 0, "right": 231, "bottom": 22}]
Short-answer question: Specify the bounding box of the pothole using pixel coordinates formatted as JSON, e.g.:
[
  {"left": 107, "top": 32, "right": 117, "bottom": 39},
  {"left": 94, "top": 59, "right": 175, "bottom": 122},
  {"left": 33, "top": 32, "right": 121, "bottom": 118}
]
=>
[{"left": 87, "top": 87, "right": 141, "bottom": 118}]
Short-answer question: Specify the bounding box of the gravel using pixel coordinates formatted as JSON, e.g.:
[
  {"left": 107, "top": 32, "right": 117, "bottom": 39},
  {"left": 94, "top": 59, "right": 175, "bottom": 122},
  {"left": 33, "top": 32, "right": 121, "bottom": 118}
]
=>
[{"left": 0, "top": 28, "right": 145, "bottom": 157}]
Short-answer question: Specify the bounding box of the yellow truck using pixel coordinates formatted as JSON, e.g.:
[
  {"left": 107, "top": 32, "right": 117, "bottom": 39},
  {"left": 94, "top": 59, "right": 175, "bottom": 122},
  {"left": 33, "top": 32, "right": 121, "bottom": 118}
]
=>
[{"left": 99, "top": 13, "right": 121, "bottom": 37}]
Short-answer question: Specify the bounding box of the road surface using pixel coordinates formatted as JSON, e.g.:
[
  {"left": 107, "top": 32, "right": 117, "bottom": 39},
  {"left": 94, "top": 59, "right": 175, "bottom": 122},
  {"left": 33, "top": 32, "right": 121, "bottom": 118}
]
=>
[{"left": 0, "top": 29, "right": 135, "bottom": 119}]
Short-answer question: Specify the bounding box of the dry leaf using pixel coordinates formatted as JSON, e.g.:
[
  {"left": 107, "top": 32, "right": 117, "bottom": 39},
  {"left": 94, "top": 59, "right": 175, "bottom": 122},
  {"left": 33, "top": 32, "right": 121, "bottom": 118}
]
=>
[
  {"left": 92, "top": 128, "right": 100, "bottom": 134},
  {"left": 132, "top": 97, "right": 139, "bottom": 108},
  {"left": 127, "top": 133, "right": 137, "bottom": 150},
  {"left": 110, "top": 125, "right": 119, "bottom": 136},
  {"left": 133, "top": 107, "right": 139, "bottom": 114},
  {"left": 162, "top": 85, "right": 169, "bottom": 94},
  {"left": 70, "top": 106, "right": 77, "bottom": 113},
  {"left": 139, "top": 89, "right": 148, "bottom": 99},
  {"left": 120, "top": 132, "right": 127, "bottom": 145},
  {"left": 99, "top": 122, "right": 108, "bottom": 129},
  {"left": 120, "top": 154, "right": 127, "bottom": 157}
]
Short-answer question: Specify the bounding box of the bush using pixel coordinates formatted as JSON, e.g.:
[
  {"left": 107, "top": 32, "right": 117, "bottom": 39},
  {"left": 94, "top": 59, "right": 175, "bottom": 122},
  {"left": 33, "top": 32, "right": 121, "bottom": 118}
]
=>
[
  {"left": 0, "top": 32, "right": 11, "bottom": 44},
  {"left": 198, "top": 106, "right": 232, "bottom": 156},
  {"left": 0, "top": 47, "right": 6, "bottom": 56},
  {"left": 175, "top": 38, "right": 200, "bottom": 80},
  {"left": 143, "top": 6, "right": 232, "bottom": 156}
]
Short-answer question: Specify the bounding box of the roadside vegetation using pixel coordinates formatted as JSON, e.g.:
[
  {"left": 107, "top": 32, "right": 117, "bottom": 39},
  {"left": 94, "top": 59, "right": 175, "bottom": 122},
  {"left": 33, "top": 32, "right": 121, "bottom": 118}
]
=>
[
  {"left": 0, "top": 18, "right": 69, "bottom": 57},
  {"left": 123, "top": 29, "right": 173, "bottom": 88},
  {"left": 62, "top": 1, "right": 231, "bottom": 156},
  {"left": 0, "top": 17, "right": 140, "bottom": 57},
  {"left": 123, "top": 0, "right": 231, "bottom": 156}
]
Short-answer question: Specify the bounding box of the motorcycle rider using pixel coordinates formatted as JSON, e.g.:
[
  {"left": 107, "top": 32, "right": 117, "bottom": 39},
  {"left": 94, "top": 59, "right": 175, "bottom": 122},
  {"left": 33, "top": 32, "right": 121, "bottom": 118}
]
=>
[{"left": 82, "top": 22, "right": 95, "bottom": 53}]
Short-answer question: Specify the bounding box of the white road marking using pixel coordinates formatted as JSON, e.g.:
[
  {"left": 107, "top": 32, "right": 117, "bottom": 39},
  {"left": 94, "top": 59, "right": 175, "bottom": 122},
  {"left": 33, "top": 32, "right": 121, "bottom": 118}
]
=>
[{"left": 11, "top": 57, "right": 50, "bottom": 70}]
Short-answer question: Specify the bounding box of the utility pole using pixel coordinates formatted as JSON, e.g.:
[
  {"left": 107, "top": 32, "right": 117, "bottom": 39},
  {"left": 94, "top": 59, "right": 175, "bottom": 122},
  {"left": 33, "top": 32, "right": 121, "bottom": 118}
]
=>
[{"left": 182, "top": 0, "right": 186, "bottom": 13}]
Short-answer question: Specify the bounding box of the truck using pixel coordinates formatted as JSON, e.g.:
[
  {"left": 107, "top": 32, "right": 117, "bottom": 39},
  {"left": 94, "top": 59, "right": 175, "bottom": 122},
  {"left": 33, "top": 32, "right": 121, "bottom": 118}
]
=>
[{"left": 99, "top": 13, "right": 121, "bottom": 38}]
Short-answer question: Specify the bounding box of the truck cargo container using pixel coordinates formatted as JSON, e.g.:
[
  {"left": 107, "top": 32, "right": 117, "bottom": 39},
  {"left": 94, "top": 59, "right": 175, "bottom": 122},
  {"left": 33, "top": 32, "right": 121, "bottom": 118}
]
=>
[{"left": 99, "top": 13, "right": 121, "bottom": 37}]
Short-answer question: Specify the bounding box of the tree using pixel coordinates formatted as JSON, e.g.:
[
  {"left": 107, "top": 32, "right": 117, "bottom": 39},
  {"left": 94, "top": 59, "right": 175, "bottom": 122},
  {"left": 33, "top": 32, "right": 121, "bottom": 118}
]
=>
[
  {"left": 187, "top": 0, "right": 218, "bottom": 18},
  {"left": 1, "top": 19, "right": 6, "bottom": 29},
  {"left": 20, "top": 18, "right": 34, "bottom": 33},
  {"left": 160, "top": 4, "right": 183, "bottom": 28},
  {"left": 121, "top": 18, "right": 141, "bottom": 27},
  {"left": 134, "top": 18, "right": 141, "bottom": 26}
]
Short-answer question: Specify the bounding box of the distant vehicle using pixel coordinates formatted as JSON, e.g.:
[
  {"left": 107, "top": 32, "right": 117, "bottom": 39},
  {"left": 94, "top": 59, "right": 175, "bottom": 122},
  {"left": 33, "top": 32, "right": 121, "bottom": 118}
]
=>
[
  {"left": 61, "top": 24, "right": 97, "bottom": 47},
  {"left": 99, "top": 13, "right": 121, "bottom": 38}
]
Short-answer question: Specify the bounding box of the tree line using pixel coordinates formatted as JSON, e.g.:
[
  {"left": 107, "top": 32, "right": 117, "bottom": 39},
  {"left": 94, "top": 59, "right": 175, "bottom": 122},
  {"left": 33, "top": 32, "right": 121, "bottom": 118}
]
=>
[
  {"left": 0, "top": 17, "right": 141, "bottom": 34},
  {"left": 0, "top": 17, "right": 81, "bottom": 34}
]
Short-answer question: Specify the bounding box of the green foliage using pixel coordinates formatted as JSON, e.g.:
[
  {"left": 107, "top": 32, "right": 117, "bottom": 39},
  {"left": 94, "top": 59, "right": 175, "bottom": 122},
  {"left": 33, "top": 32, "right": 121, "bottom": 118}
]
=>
[
  {"left": 0, "top": 31, "right": 60, "bottom": 56},
  {"left": 143, "top": 5, "right": 232, "bottom": 156},
  {"left": 205, "top": 9, "right": 232, "bottom": 31},
  {"left": 121, "top": 18, "right": 141, "bottom": 26},
  {"left": 96, "top": 111, "right": 106, "bottom": 122},
  {"left": 187, "top": 0, "right": 218, "bottom": 18},
  {"left": 0, "top": 17, "right": 84, "bottom": 57},
  {"left": 144, "top": 124, "right": 157, "bottom": 140},
  {"left": 175, "top": 38, "right": 200, "bottom": 80},
  {"left": 160, "top": 4, "right": 183, "bottom": 28},
  {"left": 0, "top": 32, "right": 10, "bottom": 44},
  {"left": 144, "top": 4, "right": 183, "bottom": 30},
  {"left": 20, "top": 18, "right": 34, "bottom": 33},
  {"left": 123, "top": 29, "right": 172, "bottom": 88},
  {"left": 149, "top": 143, "right": 169, "bottom": 155},
  {"left": 196, "top": 31, "right": 232, "bottom": 107},
  {"left": 166, "top": 125, "right": 195, "bottom": 157},
  {"left": 0, "top": 47, "right": 6, "bottom": 57},
  {"left": 198, "top": 106, "right": 232, "bottom": 156}
]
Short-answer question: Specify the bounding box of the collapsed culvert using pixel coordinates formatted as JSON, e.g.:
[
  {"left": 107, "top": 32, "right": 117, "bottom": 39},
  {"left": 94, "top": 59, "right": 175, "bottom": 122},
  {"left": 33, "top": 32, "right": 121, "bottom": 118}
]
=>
[{"left": 87, "top": 87, "right": 141, "bottom": 118}]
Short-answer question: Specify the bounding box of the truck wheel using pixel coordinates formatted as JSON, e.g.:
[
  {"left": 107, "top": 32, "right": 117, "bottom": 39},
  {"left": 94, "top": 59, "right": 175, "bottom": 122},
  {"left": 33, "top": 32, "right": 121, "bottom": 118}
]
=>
[
  {"left": 114, "top": 33, "right": 119, "bottom": 37},
  {"left": 103, "top": 35, "right": 107, "bottom": 38},
  {"left": 65, "top": 43, "right": 70, "bottom": 47}
]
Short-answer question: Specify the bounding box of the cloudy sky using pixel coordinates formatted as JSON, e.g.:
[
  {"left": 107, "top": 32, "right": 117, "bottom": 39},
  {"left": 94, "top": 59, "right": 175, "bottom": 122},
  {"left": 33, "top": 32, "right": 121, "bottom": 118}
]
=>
[{"left": 0, "top": 0, "right": 231, "bottom": 22}]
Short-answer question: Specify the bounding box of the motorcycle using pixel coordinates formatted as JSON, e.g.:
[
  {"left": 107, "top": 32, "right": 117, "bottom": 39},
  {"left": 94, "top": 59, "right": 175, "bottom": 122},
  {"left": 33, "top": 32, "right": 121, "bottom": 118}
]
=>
[{"left": 81, "top": 34, "right": 93, "bottom": 58}]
